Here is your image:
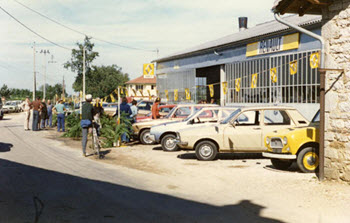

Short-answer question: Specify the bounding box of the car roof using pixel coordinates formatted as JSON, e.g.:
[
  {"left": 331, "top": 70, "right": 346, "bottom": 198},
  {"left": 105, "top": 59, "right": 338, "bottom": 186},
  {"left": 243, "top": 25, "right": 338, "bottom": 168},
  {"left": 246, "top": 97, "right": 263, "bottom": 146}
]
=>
[
  {"left": 175, "top": 104, "right": 219, "bottom": 108},
  {"left": 240, "top": 105, "right": 297, "bottom": 111}
]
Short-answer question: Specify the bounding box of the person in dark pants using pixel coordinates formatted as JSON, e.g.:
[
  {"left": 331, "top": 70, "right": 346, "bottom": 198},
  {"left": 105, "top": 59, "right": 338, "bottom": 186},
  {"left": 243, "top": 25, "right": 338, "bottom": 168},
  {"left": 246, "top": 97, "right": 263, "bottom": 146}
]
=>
[
  {"left": 40, "top": 99, "right": 48, "bottom": 129},
  {"left": 31, "top": 97, "right": 42, "bottom": 131},
  {"left": 46, "top": 100, "right": 53, "bottom": 127},
  {"left": 53, "top": 100, "right": 66, "bottom": 132},
  {"left": 117, "top": 97, "right": 132, "bottom": 144},
  {"left": 82, "top": 94, "right": 94, "bottom": 157}
]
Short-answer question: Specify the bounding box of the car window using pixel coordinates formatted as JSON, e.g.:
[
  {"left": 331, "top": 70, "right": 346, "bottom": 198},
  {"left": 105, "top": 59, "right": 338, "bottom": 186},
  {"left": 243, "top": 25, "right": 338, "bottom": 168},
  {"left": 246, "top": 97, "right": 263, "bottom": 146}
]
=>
[
  {"left": 174, "top": 107, "right": 191, "bottom": 118},
  {"left": 138, "top": 102, "right": 152, "bottom": 110},
  {"left": 235, "top": 110, "right": 260, "bottom": 126},
  {"left": 264, "top": 110, "right": 291, "bottom": 125},
  {"left": 160, "top": 107, "right": 171, "bottom": 113},
  {"left": 312, "top": 110, "right": 320, "bottom": 123}
]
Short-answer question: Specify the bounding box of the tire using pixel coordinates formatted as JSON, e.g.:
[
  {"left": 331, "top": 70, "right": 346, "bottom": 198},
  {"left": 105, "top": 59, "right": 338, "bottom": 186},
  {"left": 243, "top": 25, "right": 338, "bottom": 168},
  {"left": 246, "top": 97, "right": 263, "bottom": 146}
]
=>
[
  {"left": 195, "top": 140, "right": 218, "bottom": 161},
  {"left": 297, "top": 147, "right": 319, "bottom": 173},
  {"left": 140, "top": 129, "right": 154, "bottom": 145},
  {"left": 161, "top": 134, "right": 178, "bottom": 152},
  {"left": 0, "top": 116, "right": 3, "bottom": 120},
  {"left": 271, "top": 159, "right": 293, "bottom": 170}
]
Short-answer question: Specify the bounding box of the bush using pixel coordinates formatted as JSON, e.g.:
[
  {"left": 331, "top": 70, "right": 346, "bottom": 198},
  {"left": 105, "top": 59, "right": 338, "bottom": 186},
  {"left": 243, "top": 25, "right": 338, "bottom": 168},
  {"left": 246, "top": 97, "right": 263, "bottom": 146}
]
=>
[
  {"left": 62, "top": 113, "right": 82, "bottom": 138},
  {"left": 100, "top": 112, "right": 131, "bottom": 148}
]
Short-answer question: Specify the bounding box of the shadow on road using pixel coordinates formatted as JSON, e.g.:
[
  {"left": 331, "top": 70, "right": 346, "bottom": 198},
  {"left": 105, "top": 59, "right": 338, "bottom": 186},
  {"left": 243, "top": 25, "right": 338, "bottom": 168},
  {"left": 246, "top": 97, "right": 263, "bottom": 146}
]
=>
[
  {"left": 0, "top": 142, "right": 13, "bottom": 152},
  {"left": 177, "top": 152, "right": 268, "bottom": 161},
  {"left": 0, "top": 158, "right": 285, "bottom": 223}
]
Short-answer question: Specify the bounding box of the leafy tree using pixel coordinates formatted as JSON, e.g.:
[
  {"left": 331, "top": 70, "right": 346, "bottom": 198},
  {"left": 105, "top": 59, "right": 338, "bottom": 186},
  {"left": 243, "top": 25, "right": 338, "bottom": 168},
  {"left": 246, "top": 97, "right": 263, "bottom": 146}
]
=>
[
  {"left": 39, "top": 83, "right": 65, "bottom": 100},
  {"left": 0, "top": 84, "right": 10, "bottom": 98}
]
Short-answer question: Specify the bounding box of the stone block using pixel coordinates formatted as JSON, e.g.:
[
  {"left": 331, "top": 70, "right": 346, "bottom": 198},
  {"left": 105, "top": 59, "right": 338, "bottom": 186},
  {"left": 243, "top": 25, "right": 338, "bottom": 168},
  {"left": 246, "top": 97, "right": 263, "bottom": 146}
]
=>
[
  {"left": 330, "top": 140, "right": 345, "bottom": 149},
  {"left": 325, "top": 132, "right": 335, "bottom": 141},
  {"left": 325, "top": 148, "right": 340, "bottom": 159},
  {"left": 325, "top": 166, "right": 340, "bottom": 180},
  {"left": 340, "top": 166, "right": 350, "bottom": 181},
  {"left": 325, "top": 92, "right": 338, "bottom": 111},
  {"left": 339, "top": 102, "right": 350, "bottom": 112}
]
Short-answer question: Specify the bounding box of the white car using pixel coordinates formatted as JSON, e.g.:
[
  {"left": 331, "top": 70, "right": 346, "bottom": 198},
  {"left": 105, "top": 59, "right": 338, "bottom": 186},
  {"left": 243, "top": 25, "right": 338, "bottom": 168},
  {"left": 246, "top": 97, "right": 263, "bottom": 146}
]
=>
[
  {"left": 150, "top": 107, "right": 239, "bottom": 151},
  {"left": 3, "top": 101, "right": 20, "bottom": 113}
]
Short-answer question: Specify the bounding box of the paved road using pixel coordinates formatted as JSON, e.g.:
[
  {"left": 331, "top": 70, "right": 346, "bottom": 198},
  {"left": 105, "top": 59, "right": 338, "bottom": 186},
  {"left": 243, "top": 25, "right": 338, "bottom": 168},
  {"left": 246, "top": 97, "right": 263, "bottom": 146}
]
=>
[{"left": 0, "top": 113, "right": 284, "bottom": 223}]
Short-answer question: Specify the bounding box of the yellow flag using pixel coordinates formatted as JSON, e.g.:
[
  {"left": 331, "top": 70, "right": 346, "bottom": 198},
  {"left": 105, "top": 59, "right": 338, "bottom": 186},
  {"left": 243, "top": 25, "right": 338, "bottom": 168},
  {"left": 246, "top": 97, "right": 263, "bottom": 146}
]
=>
[
  {"left": 174, "top": 89, "right": 178, "bottom": 101},
  {"left": 79, "top": 91, "right": 82, "bottom": 99},
  {"left": 132, "top": 89, "right": 137, "bottom": 96},
  {"left": 185, "top": 88, "right": 191, "bottom": 100},
  {"left": 165, "top": 90, "right": 169, "bottom": 100},
  {"left": 310, "top": 52, "right": 320, "bottom": 69},
  {"left": 235, "top": 78, "right": 241, "bottom": 92},
  {"left": 270, "top": 67, "right": 277, "bottom": 83},
  {"left": 121, "top": 88, "right": 124, "bottom": 94},
  {"left": 110, "top": 94, "right": 116, "bottom": 102},
  {"left": 251, "top": 73, "right": 258, "bottom": 88},
  {"left": 147, "top": 89, "right": 152, "bottom": 100},
  {"left": 104, "top": 96, "right": 108, "bottom": 102},
  {"left": 289, "top": 60, "right": 297, "bottom": 75},
  {"left": 114, "top": 89, "right": 118, "bottom": 95},
  {"left": 208, "top": 84, "right": 214, "bottom": 97},
  {"left": 139, "top": 89, "right": 144, "bottom": 97},
  {"left": 222, "top": 82, "right": 228, "bottom": 95},
  {"left": 156, "top": 90, "right": 159, "bottom": 96},
  {"left": 125, "top": 88, "right": 129, "bottom": 97}
]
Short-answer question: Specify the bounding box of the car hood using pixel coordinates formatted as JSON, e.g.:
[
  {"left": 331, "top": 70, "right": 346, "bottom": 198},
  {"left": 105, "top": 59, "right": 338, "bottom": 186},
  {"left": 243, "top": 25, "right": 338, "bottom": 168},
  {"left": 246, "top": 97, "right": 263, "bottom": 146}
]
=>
[
  {"left": 178, "top": 123, "right": 221, "bottom": 135},
  {"left": 134, "top": 118, "right": 178, "bottom": 128}
]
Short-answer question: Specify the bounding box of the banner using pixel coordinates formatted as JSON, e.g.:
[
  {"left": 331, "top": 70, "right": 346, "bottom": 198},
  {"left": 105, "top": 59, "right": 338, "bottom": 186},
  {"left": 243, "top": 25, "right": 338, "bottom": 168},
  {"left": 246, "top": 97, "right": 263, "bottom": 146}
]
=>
[
  {"left": 235, "top": 78, "right": 241, "bottom": 92},
  {"left": 110, "top": 94, "right": 116, "bottom": 102},
  {"left": 310, "top": 52, "right": 320, "bottom": 69},
  {"left": 208, "top": 84, "right": 214, "bottom": 97},
  {"left": 185, "top": 88, "right": 191, "bottom": 100},
  {"left": 222, "top": 82, "right": 228, "bottom": 95},
  {"left": 251, "top": 73, "right": 258, "bottom": 88},
  {"left": 165, "top": 90, "right": 169, "bottom": 100},
  {"left": 270, "top": 67, "right": 277, "bottom": 83},
  {"left": 289, "top": 60, "right": 297, "bottom": 75},
  {"left": 174, "top": 89, "right": 178, "bottom": 101}
]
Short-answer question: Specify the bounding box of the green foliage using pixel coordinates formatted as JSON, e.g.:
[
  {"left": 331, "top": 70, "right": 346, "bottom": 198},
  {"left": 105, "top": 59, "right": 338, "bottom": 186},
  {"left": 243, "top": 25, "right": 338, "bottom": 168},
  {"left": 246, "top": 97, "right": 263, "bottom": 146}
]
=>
[
  {"left": 52, "top": 113, "right": 57, "bottom": 127},
  {"left": 0, "top": 84, "right": 11, "bottom": 98},
  {"left": 62, "top": 113, "right": 82, "bottom": 138}
]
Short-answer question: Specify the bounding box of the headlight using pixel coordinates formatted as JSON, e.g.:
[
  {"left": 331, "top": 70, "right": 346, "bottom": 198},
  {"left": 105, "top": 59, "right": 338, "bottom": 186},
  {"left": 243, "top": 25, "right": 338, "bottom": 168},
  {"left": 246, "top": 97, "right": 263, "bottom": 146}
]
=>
[
  {"left": 283, "top": 137, "right": 288, "bottom": 145},
  {"left": 266, "top": 137, "right": 270, "bottom": 145}
]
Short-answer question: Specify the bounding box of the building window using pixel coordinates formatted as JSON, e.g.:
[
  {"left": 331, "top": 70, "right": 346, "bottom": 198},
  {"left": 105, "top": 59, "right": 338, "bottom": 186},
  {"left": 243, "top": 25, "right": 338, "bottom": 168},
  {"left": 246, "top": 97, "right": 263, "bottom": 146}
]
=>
[
  {"left": 151, "top": 85, "right": 155, "bottom": 90},
  {"left": 136, "top": 85, "right": 143, "bottom": 91}
]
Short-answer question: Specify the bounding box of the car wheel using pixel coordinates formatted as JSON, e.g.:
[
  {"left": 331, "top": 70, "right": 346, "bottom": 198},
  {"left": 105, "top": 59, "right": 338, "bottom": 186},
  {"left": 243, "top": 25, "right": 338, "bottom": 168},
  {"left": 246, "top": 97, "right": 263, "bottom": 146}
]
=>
[
  {"left": 161, "top": 134, "right": 178, "bottom": 152},
  {"left": 140, "top": 129, "right": 154, "bottom": 145},
  {"left": 0, "top": 116, "right": 3, "bottom": 120},
  {"left": 195, "top": 140, "right": 218, "bottom": 161},
  {"left": 271, "top": 159, "right": 293, "bottom": 170},
  {"left": 297, "top": 147, "right": 319, "bottom": 173}
]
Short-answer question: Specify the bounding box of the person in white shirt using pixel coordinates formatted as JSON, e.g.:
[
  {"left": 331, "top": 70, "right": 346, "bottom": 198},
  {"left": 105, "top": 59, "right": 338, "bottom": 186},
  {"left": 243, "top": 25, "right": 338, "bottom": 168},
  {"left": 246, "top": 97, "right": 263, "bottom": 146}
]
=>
[
  {"left": 21, "top": 97, "right": 32, "bottom": 130},
  {"left": 130, "top": 100, "right": 138, "bottom": 123}
]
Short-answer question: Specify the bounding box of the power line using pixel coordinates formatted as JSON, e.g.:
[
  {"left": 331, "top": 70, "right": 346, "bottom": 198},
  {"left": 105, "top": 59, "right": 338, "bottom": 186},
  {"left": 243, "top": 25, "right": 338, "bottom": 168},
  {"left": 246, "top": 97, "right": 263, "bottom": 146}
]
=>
[
  {"left": 0, "top": 5, "right": 72, "bottom": 51},
  {"left": 13, "top": 0, "right": 158, "bottom": 52}
]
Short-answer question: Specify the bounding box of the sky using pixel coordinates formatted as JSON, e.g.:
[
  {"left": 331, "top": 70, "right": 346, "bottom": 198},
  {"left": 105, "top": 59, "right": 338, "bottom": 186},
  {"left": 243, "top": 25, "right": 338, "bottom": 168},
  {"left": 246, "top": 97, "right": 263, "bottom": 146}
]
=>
[{"left": 1, "top": 0, "right": 276, "bottom": 94}]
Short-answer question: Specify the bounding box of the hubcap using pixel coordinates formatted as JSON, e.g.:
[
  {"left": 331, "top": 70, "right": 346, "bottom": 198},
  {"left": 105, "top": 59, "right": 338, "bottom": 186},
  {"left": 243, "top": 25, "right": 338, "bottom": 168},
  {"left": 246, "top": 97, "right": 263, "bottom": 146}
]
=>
[
  {"left": 303, "top": 151, "right": 319, "bottom": 170},
  {"left": 165, "top": 137, "right": 176, "bottom": 149},
  {"left": 143, "top": 132, "right": 153, "bottom": 144},
  {"left": 200, "top": 144, "right": 213, "bottom": 157}
]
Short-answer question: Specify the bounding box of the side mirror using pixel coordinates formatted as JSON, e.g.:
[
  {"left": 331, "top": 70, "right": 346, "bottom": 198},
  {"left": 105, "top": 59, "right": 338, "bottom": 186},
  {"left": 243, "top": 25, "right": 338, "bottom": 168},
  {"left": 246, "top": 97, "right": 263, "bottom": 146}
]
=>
[{"left": 188, "top": 119, "right": 194, "bottom": 125}]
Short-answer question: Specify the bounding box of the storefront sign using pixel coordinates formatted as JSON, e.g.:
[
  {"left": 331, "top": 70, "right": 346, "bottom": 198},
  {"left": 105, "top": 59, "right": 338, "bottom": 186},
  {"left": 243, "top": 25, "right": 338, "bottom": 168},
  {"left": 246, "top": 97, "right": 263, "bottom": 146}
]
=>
[
  {"left": 246, "top": 33, "right": 299, "bottom": 57},
  {"left": 143, "top": 63, "right": 155, "bottom": 78}
]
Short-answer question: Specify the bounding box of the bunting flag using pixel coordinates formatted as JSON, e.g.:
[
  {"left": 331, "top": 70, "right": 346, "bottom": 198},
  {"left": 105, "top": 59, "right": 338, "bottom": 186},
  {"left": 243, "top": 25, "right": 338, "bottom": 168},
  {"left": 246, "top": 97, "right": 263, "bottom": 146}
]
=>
[
  {"left": 185, "top": 88, "right": 191, "bottom": 100},
  {"left": 251, "top": 73, "right": 258, "bottom": 89},
  {"left": 235, "top": 78, "right": 241, "bottom": 92},
  {"left": 270, "top": 67, "right": 277, "bottom": 83},
  {"left": 114, "top": 89, "right": 118, "bottom": 95},
  {"left": 147, "top": 89, "right": 152, "bottom": 100},
  {"left": 110, "top": 94, "right": 116, "bottom": 102},
  {"left": 222, "top": 82, "right": 228, "bottom": 95},
  {"left": 139, "top": 89, "right": 144, "bottom": 97},
  {"left": 125, "top": 89, "right": 129, "bottom": 97},
  {"left": 79, "top": 91, "right": 83, "bottom": 99},
  {"left": 289, "top": 60, "right": 298, "bottom": 75},
  {"left": 156, "top": 90, "right": 159, "bottom": 96},
  {"left": 104, "top": 96, "right": 108, "bottom": 102},
  {"left": 121, "top": 88, "right": 124, "bottom": 94},
  {"left": 132, "top": 89, "right": 137, "bottom": 96},
  {"left": 310, "top": 52, "right": 320, "bottom": 69},
  {"left": 165, "top": 90, "right": 169, "bottom": 100},
  {"left": 208, "top": 84, "right": 214, "bottom": 97},
  {"left": 174, "top": 89, "right": 178, "bottom": 101}
]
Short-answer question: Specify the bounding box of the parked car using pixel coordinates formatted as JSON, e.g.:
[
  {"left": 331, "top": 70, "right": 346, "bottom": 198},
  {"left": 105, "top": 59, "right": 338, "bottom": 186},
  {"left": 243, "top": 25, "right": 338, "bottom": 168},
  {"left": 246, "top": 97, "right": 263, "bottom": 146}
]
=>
[
  {"left": 104, "top": 103, "right": 119, "bottom": 116},
  {"left": 175, "top": 106, "right": 309, "bottom": 161},
  {"left": 3, "top": 101, "right": 21, "bottom": 113},
  {"left": 133, "top": 104, "right": 219, "bottom": 145},
  {"left": 0, "top": 100, "right": 4, "bottom": 120},
  {"left": 136, "top": 104, "right": 176, "bottom": 122},
  {"left": 137, "top": 100, "right": 166, "bottom": 116},
  {"left": 263, "top": 110, "right": 320, "bottom": 173},
  {"left": 150, "top": 107, "right": 239, "bottom": 152}
]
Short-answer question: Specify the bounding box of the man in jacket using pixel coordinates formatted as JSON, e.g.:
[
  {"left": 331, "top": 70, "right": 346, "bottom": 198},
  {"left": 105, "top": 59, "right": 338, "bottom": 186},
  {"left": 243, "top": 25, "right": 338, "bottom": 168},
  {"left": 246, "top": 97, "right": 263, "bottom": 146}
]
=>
[
  {"left": 31, "top": 97, "right": 42, "bottom": 131},
  {"left": 82, "top": 94, "right": 94, "bottom": 157},
  {"left": 117, "top": 97, "right": 132, "bottom": 144}
]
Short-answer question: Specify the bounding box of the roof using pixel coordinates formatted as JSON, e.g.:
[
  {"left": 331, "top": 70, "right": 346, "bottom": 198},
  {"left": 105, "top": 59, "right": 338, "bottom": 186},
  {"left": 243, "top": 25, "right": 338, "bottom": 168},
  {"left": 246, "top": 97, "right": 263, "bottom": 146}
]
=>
[
  {"left": 126, "top": 75, "right": 156, "bottom": 84},
  {"left": 154, "top": 14, "right": 321, "bottom": 63},
  {"left": 272, "top": 0, "right": 331, "bottom": 15}
]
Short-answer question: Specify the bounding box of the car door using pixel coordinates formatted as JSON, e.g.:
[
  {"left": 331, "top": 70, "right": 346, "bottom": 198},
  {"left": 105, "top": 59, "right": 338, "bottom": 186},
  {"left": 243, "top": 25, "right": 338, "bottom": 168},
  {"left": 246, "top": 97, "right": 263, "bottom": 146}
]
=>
[
  {"left": 262, "top": 109, "right": 294, "bottom": 142},
  {"left": 223, "top": 110, "right": 263, "bottom": 151}
]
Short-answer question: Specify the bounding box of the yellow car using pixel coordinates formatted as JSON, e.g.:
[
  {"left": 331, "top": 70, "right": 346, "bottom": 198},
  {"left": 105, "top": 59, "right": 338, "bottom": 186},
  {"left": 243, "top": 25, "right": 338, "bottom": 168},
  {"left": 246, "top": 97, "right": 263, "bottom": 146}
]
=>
[{"left": 263, "top": 110, "right": 319, "bottom": 173}]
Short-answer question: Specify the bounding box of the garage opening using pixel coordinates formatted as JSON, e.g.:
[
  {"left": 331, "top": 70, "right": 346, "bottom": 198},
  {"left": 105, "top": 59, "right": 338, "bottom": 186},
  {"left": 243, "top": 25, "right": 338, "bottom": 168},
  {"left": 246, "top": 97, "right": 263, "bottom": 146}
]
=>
[{"left": 196, "top": 65, "right": 221, "bottom": 104}]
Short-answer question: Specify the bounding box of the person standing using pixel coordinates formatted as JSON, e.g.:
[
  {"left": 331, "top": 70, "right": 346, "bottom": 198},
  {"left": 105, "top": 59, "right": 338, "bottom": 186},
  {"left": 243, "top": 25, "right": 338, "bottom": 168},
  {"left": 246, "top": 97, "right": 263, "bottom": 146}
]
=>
[
  {"left": 46, "top": 100, "right": 53, "bottom": 128},
  {"left": 53, "top": 99, "right": 66, "bottom": 132},
  {"left": 93, "top": 97, "right": 104, "bottom": 136},
  {"left": 81, "top": 95, "right": 94, "bottom": 157},
  {"left": 152, "top": 97, "right": 161, "bottom": 119},
  {"left": 31, "top": 97, "right": 42, "bottom": 131},
  {"left": 40, "top": 99, "right": 48, "bottom": 129},
  {"left": 117, "top": 97, "right": 132, "bottom": 143},
  {"left": 21, "top": 97, "right": 32, "bottom": 130},
  {"left": 130, "top": 100, "right": 138, "bottom": 123}
]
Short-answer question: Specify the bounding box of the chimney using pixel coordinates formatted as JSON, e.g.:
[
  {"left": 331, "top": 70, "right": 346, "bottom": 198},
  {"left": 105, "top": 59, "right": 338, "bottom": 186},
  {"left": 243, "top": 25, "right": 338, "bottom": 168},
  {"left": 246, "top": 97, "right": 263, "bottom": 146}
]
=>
[{"left": 238, "top": 17, "right": 248, "bottom": 31}]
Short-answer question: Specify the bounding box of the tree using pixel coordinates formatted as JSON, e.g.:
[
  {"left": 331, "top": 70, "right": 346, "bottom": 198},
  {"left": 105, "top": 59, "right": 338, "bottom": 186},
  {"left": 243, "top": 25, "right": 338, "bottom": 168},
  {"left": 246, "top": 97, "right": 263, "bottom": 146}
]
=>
[
  {"left": 64, "top": 36, "right": 99, "bottom": 92},
  {"left": 0, "top": 84, "right": 11, "bottom": 98},
  {"left": 39, "top": 83, "right": 65, "bottom": 100}
]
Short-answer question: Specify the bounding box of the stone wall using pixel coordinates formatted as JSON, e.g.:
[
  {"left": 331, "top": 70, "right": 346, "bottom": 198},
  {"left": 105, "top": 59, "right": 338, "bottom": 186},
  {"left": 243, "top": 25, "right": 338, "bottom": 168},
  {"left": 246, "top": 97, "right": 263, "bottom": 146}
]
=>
[{"left": 322, "top": 0, "right": 350, "bottom": 182}]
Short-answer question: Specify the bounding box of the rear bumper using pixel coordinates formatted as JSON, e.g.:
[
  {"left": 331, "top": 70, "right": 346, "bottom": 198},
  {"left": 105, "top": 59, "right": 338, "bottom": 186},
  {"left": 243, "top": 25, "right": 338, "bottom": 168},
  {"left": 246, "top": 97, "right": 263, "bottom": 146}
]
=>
[
  {"left": 174, "top": 139, "right": 188, "bottom": 147},
  {"left": 262, "top": 152, "right": 296, "bottom": 159}
]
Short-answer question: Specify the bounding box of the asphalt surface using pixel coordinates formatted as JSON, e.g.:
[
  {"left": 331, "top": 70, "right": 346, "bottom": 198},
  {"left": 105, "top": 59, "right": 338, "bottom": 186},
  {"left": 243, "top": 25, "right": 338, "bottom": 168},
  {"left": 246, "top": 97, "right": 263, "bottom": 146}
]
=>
[{"left": 0, "top": 113, "right": 285, "bottom": 223}]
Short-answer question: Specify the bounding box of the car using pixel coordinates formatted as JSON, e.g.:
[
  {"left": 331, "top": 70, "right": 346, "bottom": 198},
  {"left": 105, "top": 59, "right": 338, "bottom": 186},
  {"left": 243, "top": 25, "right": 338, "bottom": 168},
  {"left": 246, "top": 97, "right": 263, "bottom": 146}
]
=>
[
  {"left": 175, "top": 106, "right": 310, "bottom": 161},
  {"left": 150, "top": 107, "right": 239, "bottom": 152},
  {"left": 262, "top": 110, "right": 320, "bottom": 173},
  {"left": 132, "top": 104, "right": 219, "bottom": 145},
  {"left": 136, "top": 100, "right": 166, "bottom": 116},
  {"left": 3, "top": 101, "right": 20, "bottom": 113},
  {"left": 0, "top": 100, "right": 4, "bottom": 120},
  {"left": 136, "top": 104, "right": 176, "bottom": 122},
  {"left": 104, "top": 103, "right": 119, "bottom": 116}
]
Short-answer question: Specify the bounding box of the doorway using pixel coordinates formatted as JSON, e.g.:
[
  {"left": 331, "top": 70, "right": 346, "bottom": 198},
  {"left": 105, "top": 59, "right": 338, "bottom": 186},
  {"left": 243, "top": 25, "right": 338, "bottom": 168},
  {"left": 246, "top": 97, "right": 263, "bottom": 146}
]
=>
[{"left": 196, "top": 65, "right": 221, "bottom": 104}]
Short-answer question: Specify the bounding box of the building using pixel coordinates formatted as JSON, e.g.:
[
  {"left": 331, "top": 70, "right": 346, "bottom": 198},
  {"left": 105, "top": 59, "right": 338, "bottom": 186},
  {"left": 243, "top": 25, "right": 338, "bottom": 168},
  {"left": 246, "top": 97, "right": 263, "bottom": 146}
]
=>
[
  {"left": 154, "top": 15, "right": 322, "bottom": 119},
  {"left": 273, "top": 0, "right": 350, "bottom": 183},
  {"left": 125, "top": 75, "right": 157, "bottom": 100}
]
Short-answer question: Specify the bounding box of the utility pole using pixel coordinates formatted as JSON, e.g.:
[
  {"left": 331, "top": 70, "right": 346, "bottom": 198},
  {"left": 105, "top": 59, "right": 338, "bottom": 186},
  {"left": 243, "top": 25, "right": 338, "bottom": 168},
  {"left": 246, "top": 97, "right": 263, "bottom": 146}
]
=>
[
  {"left": 40, "top": 49, "right": 50, "bottom": 100},
  {"left": 48, "top": 55, "right": 57, "bottom": 100},
  {"left": 32, "top": 42, "right": 36, "bottom": 101},
  {"left": 83, "top": 46, "right": 86, "bottom": 99},
  {"left": 62, "top": 76, "right": 65, "bottom": 100}
]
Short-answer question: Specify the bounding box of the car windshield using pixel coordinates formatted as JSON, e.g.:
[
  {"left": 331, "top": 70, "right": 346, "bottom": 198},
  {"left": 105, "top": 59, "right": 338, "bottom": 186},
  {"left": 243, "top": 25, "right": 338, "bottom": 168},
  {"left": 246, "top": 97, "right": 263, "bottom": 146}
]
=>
[
  {"left": 220, "top": 108, "right": 241, "bottom": 124},
  {"left": 311, "top": 110, "right": 320, "bottom": 123},
  {"left": 5, "top": 102, "right": 12, "bottom": 105},
  {"left": 183, "top": 108, "right": 206, "bottom": 122},
  {"left": 165, "top": 107, "right": 177, "bottom": 118}
]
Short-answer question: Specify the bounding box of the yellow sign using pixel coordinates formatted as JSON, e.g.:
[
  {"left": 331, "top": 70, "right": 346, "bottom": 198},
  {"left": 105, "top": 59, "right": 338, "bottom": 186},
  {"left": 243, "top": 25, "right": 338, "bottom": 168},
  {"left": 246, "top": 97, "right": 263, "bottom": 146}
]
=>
[
  {"left": 185, "top": 88, "right": 191, "bottom": 100},
  {"left": 222, "top": 82, "right": 228, "bottom": 95},
  {"left": 310, "top": 52, "right": 320, "bottom": 69},
  {"left": 235, "top": 79, "right": 241, "bottom": 92},
  {"left": 143, "top": 63, "right": 155, "bottom": 78},
  {"left": 270, "top": 67, "right": 278, "bottom": 83},
  {"left": 174, "top": 89, "right": 178, "bottom": 101},
  {"left": 246, "top": 33, "right": 299, "bottom": 57},
  {"left": 208, "top": 84, "right": 214, "bottom": 97},
  {"left": 165, "top": 90, "right": 169, "bottom": 100},
  {"left": 289, "top": 60, "right": 297, "bottom": 75},
  {"left": 110, "top": 94, "right": 116, "bottom": 102},
  {"left": 251, "top": 73, "right": 258, "bottom": 88}
]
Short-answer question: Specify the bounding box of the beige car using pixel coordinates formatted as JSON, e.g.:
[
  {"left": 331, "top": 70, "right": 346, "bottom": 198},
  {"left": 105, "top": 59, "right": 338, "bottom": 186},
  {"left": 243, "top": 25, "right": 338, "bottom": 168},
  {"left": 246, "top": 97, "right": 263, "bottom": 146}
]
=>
[
  {"left": 133, "top": 104, "right": 218, "bottom": 145},
  {"left": 175, "top": 106, "right": 309, "bottom": 161}
]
